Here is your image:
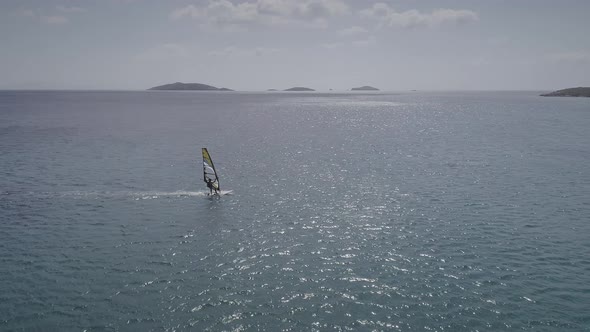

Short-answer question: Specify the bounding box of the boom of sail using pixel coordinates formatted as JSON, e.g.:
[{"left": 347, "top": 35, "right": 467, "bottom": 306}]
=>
[{"left": 202, "top": 148, "right": 220, "bottom": 191}]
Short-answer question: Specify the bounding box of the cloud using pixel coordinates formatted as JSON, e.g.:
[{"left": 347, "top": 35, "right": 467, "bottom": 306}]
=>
[
  {"left": 56, "top": 6, "right": 87, "bottom": 13},
  {"left": 170, "top": 4, "right": 200, "bottom": 19},
  {"left": 171, "top": 2, "right": 261, "bottom": 25},
  {"left": 257, "top": 0, "right": 348, "bottom": 18},
  {"left": 136, "top": 43, "right": 190, "bottom": 61},
  {"left": 15, "top": 9, "right": 36, "bottom": 18},
  {"left": 548, "top": 51, "right": 590, "bottom": 63},
  {"left": 15, "top": 6, "right": 86, "bottom": 24},
  {"left": 360, "top": 3, "right": 478, "bottom": 28},
  {"left": 171, "top": 0, "right": 349, "bottom": 27},
  {"left": 338, "top": 26, "right": 368, "bottom": 36},
  {"left": 208, "top": 46, "right": 281, "bottom": 57},
  {"left": 254, "top": 46, "right": 281, "bottom": 56},
  {"left": 41, "top": 15, "right": 69, "bottom": 24},
  {"left": 209, "top": 46, "right": 238, "bottom": 57},
  {"left": 352, "top": 36, "right": 376, "bottom": 47},
  {"left": 322, "top": 42, "right": 344, "bottom": 49},
  {"left": 469, "top": 57, "right": 491, "bottom": 66},
  {"left": 322, "top": 36, "right": 376, "bottom": 48}
]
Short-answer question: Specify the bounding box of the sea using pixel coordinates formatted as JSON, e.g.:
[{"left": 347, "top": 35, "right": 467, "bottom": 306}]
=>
[{"left": 0, "top": 90, "right": 589, "bottom": 331}]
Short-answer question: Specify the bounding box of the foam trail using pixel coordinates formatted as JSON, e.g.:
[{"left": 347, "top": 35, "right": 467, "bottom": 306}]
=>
[
  {"left": 132, "top": 190, "right": 234, "bottom": 199},
  {"left": 132, "top": 191, "right": 208, "bottom": 200},
  {"left": 11, "top": 190, "right": 233, "bottom": 200}
]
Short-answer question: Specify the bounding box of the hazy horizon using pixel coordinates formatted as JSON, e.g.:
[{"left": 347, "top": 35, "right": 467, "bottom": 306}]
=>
[
  {"left": 1, "top": 0, "right": 589, "bottom": 91},
  {"left": 0, "top": 87, "right": 573, "bottom": 93}
]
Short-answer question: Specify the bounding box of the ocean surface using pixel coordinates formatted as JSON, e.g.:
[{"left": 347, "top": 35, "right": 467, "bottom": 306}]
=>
[{"left": 1, "top": 90, "right": 589, "bottom": 331}]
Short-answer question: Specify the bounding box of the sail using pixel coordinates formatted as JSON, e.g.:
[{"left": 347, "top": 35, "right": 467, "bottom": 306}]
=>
[{"left": 202, "top": 148, "right": 220, "bottom": 190}]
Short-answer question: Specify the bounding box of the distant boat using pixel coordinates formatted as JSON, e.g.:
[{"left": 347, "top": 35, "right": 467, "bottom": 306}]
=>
[{"left": 202, "top": 148, "right": 220, "bottom": 195}]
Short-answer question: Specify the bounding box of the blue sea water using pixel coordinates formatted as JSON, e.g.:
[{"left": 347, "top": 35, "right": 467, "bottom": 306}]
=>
[{"left": 0, "top": 90, "right": 589, "bottom": 331}]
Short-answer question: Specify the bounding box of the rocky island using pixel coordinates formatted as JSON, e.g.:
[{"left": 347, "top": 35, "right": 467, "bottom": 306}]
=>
[
  {"left": 351, "top": 86, "right": 379, "bottom": 91},
  {"left": 148, "top": 82, "right": 234, "bottom": 91},
  {"left": 540, "top": 87, "right": 590, "bottom": 97},
  {"left": 284, "top": 87, "right": 315, "bottom": 91}
]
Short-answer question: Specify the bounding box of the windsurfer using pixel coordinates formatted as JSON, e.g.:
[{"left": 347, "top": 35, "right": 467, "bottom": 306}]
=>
[{"left": 205, "top": 178, "right": 218, "bottom": 195}]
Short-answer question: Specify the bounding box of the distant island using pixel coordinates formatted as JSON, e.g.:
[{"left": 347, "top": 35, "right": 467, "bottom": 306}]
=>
[
  {"left": 148, "top": 82, "right": 234, "bottom": 91},
  {"left": 284, "top": 87, "right": 315, "bottom": 91},
  {"left": 351, "top": 86, "right": 379, "bottom": 91},
  {"left": 267, "top": 89, "right": 278, "bottom": 91},
  {"left": 540, "top": 87, "right": 590, "bottom": 97}
]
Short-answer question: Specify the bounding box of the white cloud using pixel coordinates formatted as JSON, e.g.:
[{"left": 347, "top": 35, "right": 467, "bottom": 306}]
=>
[
  {"left": 172, "top": 1, "right": 261, "bottom": 25},
  {"left": 41, "top": 15, "right": 69, "bottom": 24},
  {"left": 15, "top": 9, "right": 36, "bottom": 18},
  {"left": 322, "top": 36, "right": 376, "bottom": 48},
  {"left": 208, "top": 46, "right": 281, "bottom": 57},
  {"left": 209, "top": 46, "right": 240, "bottom": 57},
  {"left": 15, "top": 6, "right": 85, "bottom": 24},
  {"left": 257, "top": 0, "right": 348, "bottom": 18},
  {"left": 171, "top": 0, "right": 349, "bottom": 27},
  {"left": 548, "top": 51, "right": 590, "bottom": 63},
  {"left": 56, "top": 6, "right": 87, "bottom": 13},
  {"left": 170, "top": 5, "right": 199, "bottom": 19},
  {"left": 360, "top": 3, "right": 478, "bottom": 28},
  {"left": 322, "top": 42, "right": 344, "bottom": 49},
  {"left": 352, "top": 36, "right": 376, "bottom": 47},
  {"left": 469, "top": 57, "right": 491, "bottom": 66},
  {"left": 136, "top": 43, "right": 190, "bottom": 61},
  {"left": 338, "top": 26, "right": 368, "bottom": 36},
  {"left": 255, "top": 46, "right": 281, "bottom": 56}
]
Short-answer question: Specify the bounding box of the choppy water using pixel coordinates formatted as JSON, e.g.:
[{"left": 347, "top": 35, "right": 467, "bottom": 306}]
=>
[{"left": 1, "top": 90, "right": 589, "bottom": 331}]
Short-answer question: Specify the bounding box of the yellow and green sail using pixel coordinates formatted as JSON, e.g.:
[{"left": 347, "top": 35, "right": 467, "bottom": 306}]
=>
[{"left": 202, "top": 148, "right": 220, "bottom": 190}]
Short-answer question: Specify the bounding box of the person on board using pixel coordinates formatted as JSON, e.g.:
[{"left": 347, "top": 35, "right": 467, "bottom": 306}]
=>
[{"left": 205, "top": 178, "right": 218, "bottom": 195}]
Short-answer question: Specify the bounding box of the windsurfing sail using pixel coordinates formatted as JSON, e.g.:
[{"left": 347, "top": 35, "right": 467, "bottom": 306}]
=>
[{"left": 202, "top": 148, "right": 220, "bottom": 191}]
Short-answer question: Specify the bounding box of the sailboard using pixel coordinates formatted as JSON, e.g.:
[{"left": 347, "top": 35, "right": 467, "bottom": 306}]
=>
[{"left": 202, "top": 148, "right": 220, "bottom": 193}]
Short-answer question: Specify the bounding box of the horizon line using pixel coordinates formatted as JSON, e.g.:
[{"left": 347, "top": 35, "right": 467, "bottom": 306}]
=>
[{"left": 0, "top": 88, "right": 559, "bottom": 92}]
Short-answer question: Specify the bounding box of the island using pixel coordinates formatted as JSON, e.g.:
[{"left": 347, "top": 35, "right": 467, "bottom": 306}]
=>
[
  {"left": 267, "top": 89, "right": 278, "bottom": 91},
  {"left": 540, "top": 87, "right": 590, "bottom": 97},
  {"left": 148, "top": 82, "right": 234, "bottom": 91},
  {"left": 284, "top": 87, "right": 315, "bottom": 91},
  {"left": 351, "top": 86, "right": 379, "bottom": 91}
]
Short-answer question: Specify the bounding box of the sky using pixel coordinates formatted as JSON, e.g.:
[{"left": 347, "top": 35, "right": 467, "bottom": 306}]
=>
[{"left": 1, "top": 0, "right": 589, "bottom": 91}]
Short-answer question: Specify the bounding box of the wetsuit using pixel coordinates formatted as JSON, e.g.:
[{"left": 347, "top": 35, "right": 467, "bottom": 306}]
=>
[{"left": 206, "top": 179, "right": 217, "bottom": 195}]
